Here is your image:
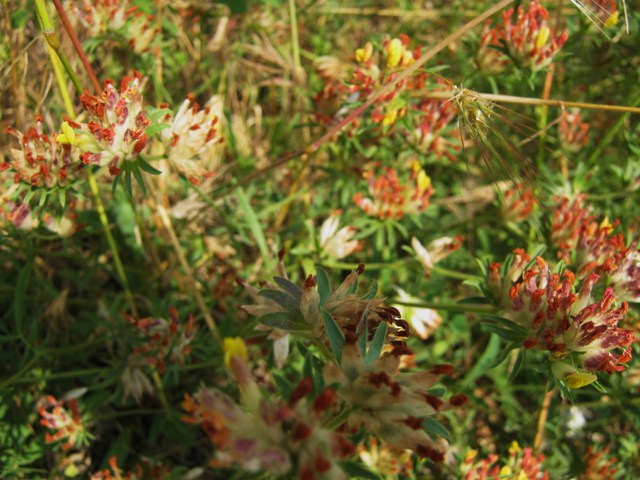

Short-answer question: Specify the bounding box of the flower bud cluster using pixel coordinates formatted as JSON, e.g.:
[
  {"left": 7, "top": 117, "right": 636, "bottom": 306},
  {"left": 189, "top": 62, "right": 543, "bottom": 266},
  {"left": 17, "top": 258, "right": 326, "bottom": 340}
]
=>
[
  {"left": 477, "top": 0, "right": 568, "bottom": 73},
  {"left": 488, "top": 249, "right": 634, "bottom": 388}
]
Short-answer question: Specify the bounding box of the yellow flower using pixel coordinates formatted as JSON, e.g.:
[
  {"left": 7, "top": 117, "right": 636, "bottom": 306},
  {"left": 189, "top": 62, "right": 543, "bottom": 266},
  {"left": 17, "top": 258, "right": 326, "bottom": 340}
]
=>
[
  {"left": 604, "top": 11, "right": 619, "bottom": 28},
  {"left": 535, "top": 25, "right": 550, "bottom": 49},
  {"left": 565, "top": 372, "right": 597, "bottom": 389},
  {"left": 223, "top": 337, "right": 247, "bottom": 368},
  {"left": 56, "top": 121, "right": 89, "bottom": 147},
  {"left": 509, "top": 440, "right": 521, "bottom": 455},
  {"left": 355, "top": 42, "right": 373, "bottom": 64},
  {"left": 386, "top": 38, "right": 403, "bottom": 68}
]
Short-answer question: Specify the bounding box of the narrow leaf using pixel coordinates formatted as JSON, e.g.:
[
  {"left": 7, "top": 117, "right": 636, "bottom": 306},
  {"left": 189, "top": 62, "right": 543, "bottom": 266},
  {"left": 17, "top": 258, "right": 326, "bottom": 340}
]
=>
[
  {"left": 236, "top": 188, "right": 270, "bottom": 267},
  {"left": 258, "top": 312, "right": 310, "bottom": 332},
  {"left": 361, "top": 279, "right": 378, "bottom": 300},
  {"left": 258, "top": 289, "right": 299, "bottom": 311},
  {"left": 273, "top": 276, "right": 303, "bottom": 303},
  {"left": 365, "top": 322, "right": 388, "bottom": 365},
  {"left": 322, "top": 310, "right": 344, "bottom": 362},
  {"left": 422, "top": 416, "right": 452, "bottom": 443},
  {"left": 316, "top": 267, "right": 331, "bottom": 307}
]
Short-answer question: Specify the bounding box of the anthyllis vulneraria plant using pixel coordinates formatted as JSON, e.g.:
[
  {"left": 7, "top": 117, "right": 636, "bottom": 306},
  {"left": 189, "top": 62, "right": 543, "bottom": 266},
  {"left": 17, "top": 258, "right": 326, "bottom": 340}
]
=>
[
  {"left": 477, "top": 0, "right": 568, "bottom": 73},
  {"left": 237, "top": 264, "right": 467, "bottom": 464},
  {"left": 483, "top": 249, "right": 635, "bottom": 390}
]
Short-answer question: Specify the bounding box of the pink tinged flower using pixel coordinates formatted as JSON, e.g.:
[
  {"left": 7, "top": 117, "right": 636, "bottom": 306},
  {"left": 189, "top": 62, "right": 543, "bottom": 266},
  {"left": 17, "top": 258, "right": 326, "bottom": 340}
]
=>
[
  {"left": 559, "top": 110, "right": 590, "bottom": 152},
  {"left": 4, "top": 118, "right": 79, "bottom": 188},
  {"left": 353, "top": 162, "right": 434, "bottom": 220},
  {"left": 551, "top": 194, "right": 592, "bottom": 261},
  {"left": 160, "top": 95, "right": 224, "bottom": 185},
  {"left": 492, "top": 251, "right": 635, "bottom": 382},
  {"left": 38, "top": 395, "right": 88, "bottom": 451},
  {"left": 476, "top": 21, "right": 510, "bottom": 74},
  {"left": 411, "top": 235, "right": 463, "bottom": 276},
  {"left": 502, "top": 184, "right": 536, "bottom": 222},
  {"left": 78, "top": 72, "right": 151, "bottom": 173},
  {"left": 608, "top": 245, "right": 640, "bottom": 302},
  {"left": 319, "top": 211, "right": 362, "bottom": 259},
  {"left": 497, "top": 0, "right": 568, "bottom": 71},
  {"left": 413, "top": 95, "right": 460, "bottom": 161},
  {"left": 393, "top": 288, "right": 442, "bottom": 340},
  {"left": 324, "top": 339, "right": 466, "bottom": 462}
]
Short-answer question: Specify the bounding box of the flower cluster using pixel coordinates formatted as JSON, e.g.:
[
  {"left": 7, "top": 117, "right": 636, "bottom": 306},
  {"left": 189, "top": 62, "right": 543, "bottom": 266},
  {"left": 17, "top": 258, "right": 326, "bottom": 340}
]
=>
[
  {"left": 413, "top": 93, "right": 460, "bottom": 161},
  {"left": 241, "top": 263, "right": 411, "bottom": 367},
  {"left": 559, "top": 110, "right": 590, "bottom": 152},
  {"left": 353, "top": 160, "right": 433, "bottom": 219},
  {"left": 411, "top": 235, "right": 464, "bottom": 277},
  {"left": 89, "top": 456, "right": 172, "bottom": 480},
  {"left": 325, "top": 338, "right": 467, "bottom": 462},
  {"left": 551, "top": 195, "right": 640, "bottom": 302},
  {"left": 4, "top": 116, "right": 80, "bottom": 188},
  {"left": 488, "top": 249, "right": 634, "bottom": 387},
  {"left": 350, "top": 35, "right": 424, "bottom": 128},
  {"left": 183, "top": 340, "right": 354, "bottom": 478},
  {"left": 478, "top": 0, "right": 568, "bottom": 72},
  {"left": 38, "top": 395, "right": 89, "bottom": 452},
  {"left": 461, "top": 441, "right": 548, "bottom": 479},
  {"left": 71, "top": 0, "right": 158, "bottom": 54},
  {"left": 121, "top": 307, "right": 197, "bottom": 403},
  {"left": 76, "top": 72, "right": 150, "bottom": 174},
  {"left": 159, "top": 94, "right": 224, "bottom": 185},
  {"left": 241, "top": 263, "right": 467, "bottom": 463},
  {"left": 501, "top": 184, "right": 536, "bottom": 222}
]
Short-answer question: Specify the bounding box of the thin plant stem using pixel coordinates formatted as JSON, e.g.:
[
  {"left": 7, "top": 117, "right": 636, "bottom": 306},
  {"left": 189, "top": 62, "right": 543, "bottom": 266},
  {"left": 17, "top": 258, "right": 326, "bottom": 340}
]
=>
[
  {"left": 51, "top": 0, "right": 102, "bottom": 94},
  {"left": 88, "top": 171, "right": 139, "bottom": 317},
  {"left": 288, "top": 0, "right": 302, "bottom": 79},
  {"left": 419, "top": 89, "right": 640, "bottom": 114},
  {"left": 34, "top": 0, "right": 82, "bottom": 92},
  {"left": 392, "top": 300, "right": 495, "bottom": 315},
  {"left": 151, "top": 193, "right": 222, "bottom": 344},
  {"left": 534, "top": 384, "right": 554, "bottom": 452}
]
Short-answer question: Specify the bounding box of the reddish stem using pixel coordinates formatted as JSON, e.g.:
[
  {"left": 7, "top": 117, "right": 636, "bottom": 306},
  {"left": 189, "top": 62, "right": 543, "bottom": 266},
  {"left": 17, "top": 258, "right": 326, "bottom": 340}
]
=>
[{"left": 51, "top": 0, "right": 102, "bottom": 94}]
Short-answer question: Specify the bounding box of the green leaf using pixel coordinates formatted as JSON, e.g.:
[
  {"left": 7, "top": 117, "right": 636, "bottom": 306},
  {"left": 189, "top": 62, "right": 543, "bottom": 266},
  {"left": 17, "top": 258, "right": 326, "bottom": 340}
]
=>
[
  {"left": 457, "top": 296, "right": 491, "bottom": 305},
  {"left": 258, "top": 289, "right": 299, "bottom": 311},
  {"left": 490, "top": 341, "right": 518, "bottom": 368},
  {"left": 422, "top": 416, "right": 452, "bottom": 443},
  {"left": 15, "top": 264, "right": 31, "bottom": 337},
  {"left": 236, "top": 188, "right": 270, "bottom": 268},
  {"left": 273, "top": 277, "right": 302, "bottom": 303},
  {"left": 273, "top": 373, "right": 293, "bottom": 399},
  {"left": 258, "top": 312, "right": 310, "bottom": 332},
  {"left": 316, "top": 267, "right": 331, "bottom": 308},
  {"left": 508, "top": 348, "right": 525, "bottom": 381},
  {"left": 322, "top": 310, "right": 344, "bottom": 362},
  {"left": 10, "top": 8, "right": 30, "bottom": 28},
  {"left": 132, "top": 164, "right": 147, "bottom": 195},
  {"left": 137, "top": 157, "right": 162, "bottom": 175},
  {"left": 365, "top": 322, "right": 388, "bottom": 365},
  {"left": 124, "top": 169, "right": 133, "bottom": 199},
  {"left": 145, "top": 123, "right": 171, "bottom": 137},
  {"left": 339, "top": 461, "right": 382, "bottom": 480}
]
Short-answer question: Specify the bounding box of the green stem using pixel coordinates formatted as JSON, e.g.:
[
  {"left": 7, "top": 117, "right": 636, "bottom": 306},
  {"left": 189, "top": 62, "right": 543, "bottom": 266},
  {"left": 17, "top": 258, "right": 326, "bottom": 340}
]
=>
[
  {"left": 10, "top": 367, "right": 107, "bottom": 385},
  {"left": 34, "top": 0, "right": 82, "bottom": 92},
  {"left": 430, "top": 265, "right": 482, "bottom": 281},
  {"left": 392, "top": 299, "right": 495, "bottom": 314},
  {"left": 88, "top": 170, "right": 139, "bottom": 316}
]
